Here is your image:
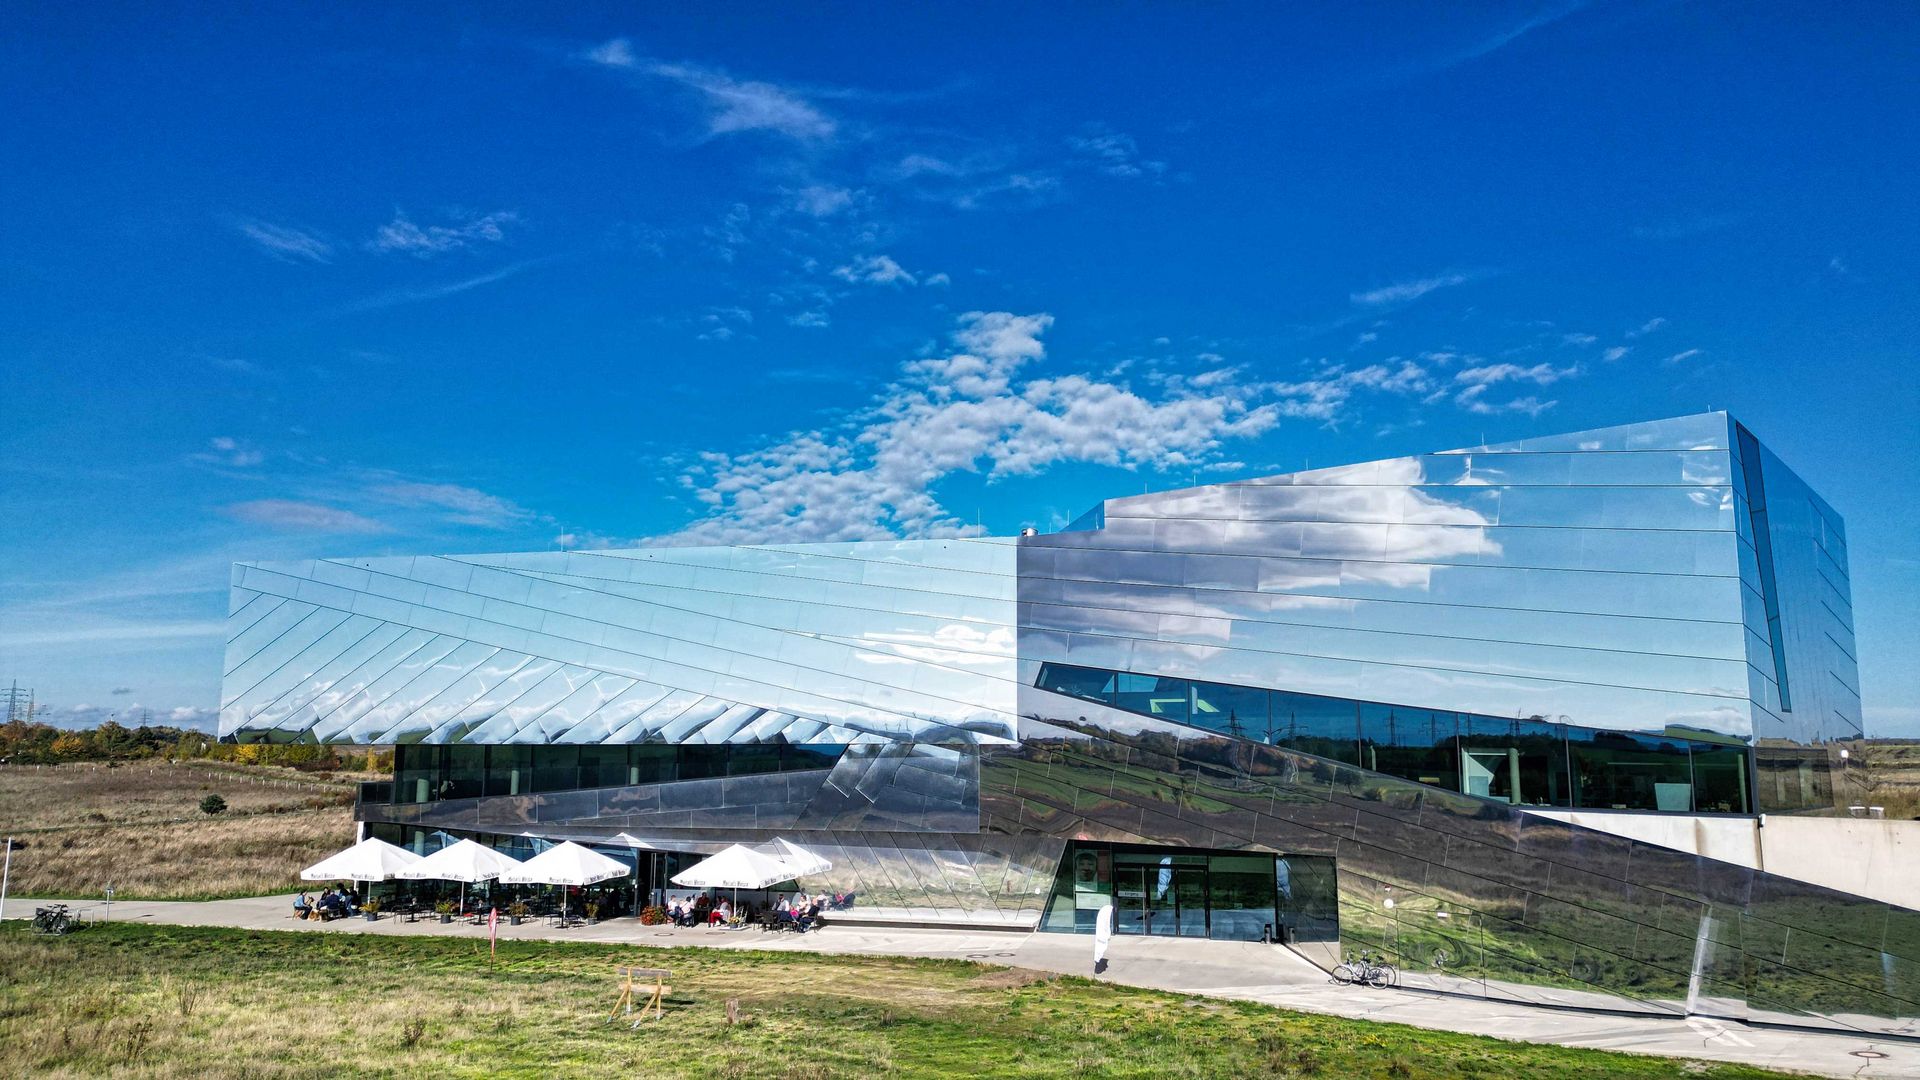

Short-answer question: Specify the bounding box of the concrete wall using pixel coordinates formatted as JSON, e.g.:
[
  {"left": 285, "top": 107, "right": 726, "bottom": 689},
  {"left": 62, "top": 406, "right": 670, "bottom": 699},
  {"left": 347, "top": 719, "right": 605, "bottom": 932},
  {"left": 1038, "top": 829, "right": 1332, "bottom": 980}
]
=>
[{"left": 1526, "top": 809, "right": 1920, "bottom": 911}]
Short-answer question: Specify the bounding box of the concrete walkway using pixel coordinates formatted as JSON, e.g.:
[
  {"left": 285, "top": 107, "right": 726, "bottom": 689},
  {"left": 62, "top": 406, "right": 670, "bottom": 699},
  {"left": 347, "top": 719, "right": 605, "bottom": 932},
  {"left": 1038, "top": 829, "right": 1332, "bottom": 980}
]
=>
[{"left": 7, "top": 894, "right": 1917, "bottom": 1079}]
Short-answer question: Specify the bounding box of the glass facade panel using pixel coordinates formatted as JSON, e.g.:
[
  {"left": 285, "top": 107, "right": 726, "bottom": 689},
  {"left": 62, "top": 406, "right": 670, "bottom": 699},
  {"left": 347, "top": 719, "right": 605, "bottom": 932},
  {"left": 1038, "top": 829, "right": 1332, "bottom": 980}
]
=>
[
  {"left": 233, "top": 415, "right": 1902, "bottom": 1037},
  {"left": 1038, "top": 662, "right": 1745, "bottom": 816},
  {"left": 1570, "top": 730, "right": 1696, "bottom": 811},
  {"left": 386, "top": 742, "right": 846, "bottom": 804}
]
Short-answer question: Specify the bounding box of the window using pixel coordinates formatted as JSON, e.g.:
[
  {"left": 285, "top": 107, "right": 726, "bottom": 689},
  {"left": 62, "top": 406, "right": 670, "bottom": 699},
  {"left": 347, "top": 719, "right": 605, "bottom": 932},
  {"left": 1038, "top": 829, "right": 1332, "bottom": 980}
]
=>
[
  {"left": 1191, "top": 682, "right": 1270, "bottom": 741},
  {"left": 1033, "top": 663, "right": 1749, "bottom": 814},
  {"left": 1035, "top": 664, "right": 1115, "bottom": 706},
  {"left": 1570, "top": 731, "right": 1694, "bottom": 811}
]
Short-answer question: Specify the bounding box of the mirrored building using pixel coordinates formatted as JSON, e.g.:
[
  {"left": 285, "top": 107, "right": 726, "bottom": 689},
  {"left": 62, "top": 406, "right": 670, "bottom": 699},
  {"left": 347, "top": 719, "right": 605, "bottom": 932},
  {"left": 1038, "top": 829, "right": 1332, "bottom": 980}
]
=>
[{"left": 223, "top": 413, "right": 1912, "bottom": 1036}]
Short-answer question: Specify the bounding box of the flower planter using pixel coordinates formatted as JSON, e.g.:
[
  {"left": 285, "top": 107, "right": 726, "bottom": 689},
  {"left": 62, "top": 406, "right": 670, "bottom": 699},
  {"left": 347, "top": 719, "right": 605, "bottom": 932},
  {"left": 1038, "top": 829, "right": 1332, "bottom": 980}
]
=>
[
  {"left": 438, "top": 914, "right": 453, "bottom": 924},
  {"left": 363, "top": 911, "right": 378, "bottom": 922},
  {"left": 508, "top": 916, "right": 523, "bottom": 926}
]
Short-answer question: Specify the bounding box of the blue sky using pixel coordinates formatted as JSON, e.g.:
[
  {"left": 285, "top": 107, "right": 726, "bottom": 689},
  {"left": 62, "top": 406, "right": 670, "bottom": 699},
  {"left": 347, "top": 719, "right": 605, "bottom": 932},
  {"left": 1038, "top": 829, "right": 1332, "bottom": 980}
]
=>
[{"left": 2, "top": 3, "right": 1915, "bottom": 734}]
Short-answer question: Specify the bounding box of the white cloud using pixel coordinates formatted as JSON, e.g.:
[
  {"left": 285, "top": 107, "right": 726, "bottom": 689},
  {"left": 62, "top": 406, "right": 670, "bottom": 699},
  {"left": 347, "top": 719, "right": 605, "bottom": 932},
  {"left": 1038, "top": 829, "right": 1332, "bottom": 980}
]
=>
[
  {"left": 1662, "top": 348, "right": 1704, "bottom": 365},
  {"left": 1454, "top": 361, "right": 1578, "bottom": 387},
  {"left": 1602, "top": 346, "right": 1630, "bottom": 362},
  {"left": 647, "top": 61, "right": 836, "bottom": 141},
  {"left": 192, "top": 436, "right": 265, "bottom": 468},
  {"left": 788, "top": 310, "right": 831, "bottom": 328},
  {"left": 340, "top": 258, "right": 545, "bottom": 314},
  {"left": 584, "top": 37, "right": 637, "bottom": 68},
  {"left": 791, "top": 185, "right": 856, "bottom": 217},
  {"left": 583, "top": 38, "right": 837, "bottom": 141},
  {"left": 370, "top": 482, "right": 534, "bottom": 528},
  {"left": 369, "top": 210, "right": 519, "bottom": 258},
  {"left": 698, "top": 306, "right": 754, "bottom": 341},
  {"left": 1454, "top": 384, "right": 1556, "bottom": 416},
  {"left": 1351, "top": 272, "right": 1474, "bottom": 306},
  {"left": 833, "top": 253, "right": 920, "bottom": 286},
  {"left": 660, "top": 312, "right": 1281, "bottom": 545},
  {"left": 222, "top": 499, "right": 386, "bottom": 533},
  {"left": 1068, "top": 126, "right": 1168, "bottom": 180},
  {"left": 1627, "top": 317, "right": 1667, "bottom": 338},
  {"left": 233, "top": 218, "right": 332, "bottom": 263}
]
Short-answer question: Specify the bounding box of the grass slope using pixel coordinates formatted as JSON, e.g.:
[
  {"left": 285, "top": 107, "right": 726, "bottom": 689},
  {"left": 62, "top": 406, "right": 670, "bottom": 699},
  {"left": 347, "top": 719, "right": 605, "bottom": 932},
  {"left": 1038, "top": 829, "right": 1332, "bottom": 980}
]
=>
[
  {"left": 0, "top": 923, "right": 1805, "bottom": 1079},
  {"left": 0, "top": 762, "right": 357, "bottom": 900}
]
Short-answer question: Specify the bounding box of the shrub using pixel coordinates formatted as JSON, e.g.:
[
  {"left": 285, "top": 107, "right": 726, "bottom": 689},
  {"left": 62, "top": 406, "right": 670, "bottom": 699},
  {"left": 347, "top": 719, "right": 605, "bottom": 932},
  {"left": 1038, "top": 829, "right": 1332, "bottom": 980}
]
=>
[
  {"left": 639, "top": 904, "right": 669, "bottom": 925},
  {"left": 198, "top": 794, "right": 228, "bottom": 815}
]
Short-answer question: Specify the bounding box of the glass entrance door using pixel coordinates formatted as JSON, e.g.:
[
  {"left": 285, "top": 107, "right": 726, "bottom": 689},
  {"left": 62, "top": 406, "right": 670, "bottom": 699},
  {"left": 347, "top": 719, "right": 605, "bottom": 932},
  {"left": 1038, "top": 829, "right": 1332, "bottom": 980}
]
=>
[
  {"left": 1114, "top": 863, "right": 1209, "bottom": 936},
  {"left": 1169, "top": 867, "right": 1208, "bottom": 937},
  {"left": 1115, "top": 866, "right": 1152, "bottom": 935}
]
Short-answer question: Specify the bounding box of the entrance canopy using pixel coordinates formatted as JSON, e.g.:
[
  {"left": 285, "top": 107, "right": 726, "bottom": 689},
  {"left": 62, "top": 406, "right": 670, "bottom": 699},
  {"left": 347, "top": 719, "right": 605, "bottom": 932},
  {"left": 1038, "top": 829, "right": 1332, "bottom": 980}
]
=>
[
  {"left": 301, "top": 837, "right": 422, "bottom": 882},
  {"left": 498, "top": 841, "right": 628, "bottom": 887},
  {"left": 397, "top": 839, "right": 523, "bottom": 883},
  {"left": 671, "top": 843, "right": 796, "bottom": 890}
]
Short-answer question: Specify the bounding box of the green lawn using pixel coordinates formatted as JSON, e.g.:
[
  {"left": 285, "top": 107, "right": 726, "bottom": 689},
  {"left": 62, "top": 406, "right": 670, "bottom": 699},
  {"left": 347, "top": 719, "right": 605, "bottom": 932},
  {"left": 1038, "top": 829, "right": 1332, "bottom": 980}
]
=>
[{"left": 0, "top": 923, "right": 1807, "bottom": 1079}]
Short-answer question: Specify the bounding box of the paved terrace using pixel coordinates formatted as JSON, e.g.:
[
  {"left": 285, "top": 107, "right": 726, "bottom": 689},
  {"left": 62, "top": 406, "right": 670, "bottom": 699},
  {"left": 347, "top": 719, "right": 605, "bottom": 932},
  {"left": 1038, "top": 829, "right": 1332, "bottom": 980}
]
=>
[{"left": 6, "top": 894, "right": 1917, "bottom": 1079}]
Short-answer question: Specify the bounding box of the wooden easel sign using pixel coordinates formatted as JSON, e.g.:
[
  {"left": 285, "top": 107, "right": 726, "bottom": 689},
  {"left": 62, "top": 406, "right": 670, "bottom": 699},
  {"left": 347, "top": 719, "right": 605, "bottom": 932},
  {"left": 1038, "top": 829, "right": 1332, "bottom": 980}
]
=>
[{"left": 613, "top": 965, "right": 670, "bottom": 1023}]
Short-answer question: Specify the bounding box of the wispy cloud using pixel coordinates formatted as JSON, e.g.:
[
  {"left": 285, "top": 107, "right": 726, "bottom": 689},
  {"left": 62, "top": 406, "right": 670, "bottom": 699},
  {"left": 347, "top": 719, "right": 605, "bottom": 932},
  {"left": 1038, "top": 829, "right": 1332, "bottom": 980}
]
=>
[
  {"left": 1068, "top": 125, "right": 1168, "bottom": 181},
  {"left": 1662, "top": 348, "right": 1704, "bottom": 365},
  {"left": 232, "top": 218, "right": 332, "bottom": 263},
  {"left": 369, "top": 210, "right": 520, "bottom": 258},
  {"left": 191, "top": 436, "right": 264, "bottom": 468},
  {"left": 339, "top": 257, "right": 549, "bottom": 315},
  {"left": 1454, "top": 361, "right": 1578, "bottom": 387},
  {"left": 222, "top": 499, "right": 386, "bottom": 533},
  {"left": 832, "top": 253, "right": 922, "bottom": 286},
  {"left": 1631, "top": 213, "right": 1741, "bottom": 241},
  {"left": 1438, "top": 1, "right": 1588, "bottom": 70},
  {"left": 369, "top": 482, "right": 535, "bottom": 528},
  {"left": 584, "top": 39, "right": 837, "bottom": 142},
  {"left": 1351, "top": 272, "right": 1476, "bottom": 307}
]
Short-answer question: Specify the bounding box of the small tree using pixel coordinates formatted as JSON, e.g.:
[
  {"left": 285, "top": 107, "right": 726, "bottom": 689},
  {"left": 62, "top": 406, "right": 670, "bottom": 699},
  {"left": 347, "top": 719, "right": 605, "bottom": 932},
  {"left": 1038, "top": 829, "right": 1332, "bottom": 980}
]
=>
[{"left": 198, "top": 793, "right": 228, "bottom": 815}]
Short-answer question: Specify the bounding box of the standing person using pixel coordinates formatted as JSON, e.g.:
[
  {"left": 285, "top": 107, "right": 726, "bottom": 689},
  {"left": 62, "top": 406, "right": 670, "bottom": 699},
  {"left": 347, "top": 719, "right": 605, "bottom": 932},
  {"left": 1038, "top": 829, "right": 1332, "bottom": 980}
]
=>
[{"left": 1093, "top": 902, "right": 1114, "bottom": 974}]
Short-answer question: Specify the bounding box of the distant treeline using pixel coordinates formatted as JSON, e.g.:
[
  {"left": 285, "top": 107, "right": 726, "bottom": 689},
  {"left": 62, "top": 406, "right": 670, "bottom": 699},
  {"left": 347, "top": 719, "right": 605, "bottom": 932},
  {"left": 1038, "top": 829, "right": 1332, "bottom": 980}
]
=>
[{"left": 0, "top": 719, "right": 391, "bottom": 771}]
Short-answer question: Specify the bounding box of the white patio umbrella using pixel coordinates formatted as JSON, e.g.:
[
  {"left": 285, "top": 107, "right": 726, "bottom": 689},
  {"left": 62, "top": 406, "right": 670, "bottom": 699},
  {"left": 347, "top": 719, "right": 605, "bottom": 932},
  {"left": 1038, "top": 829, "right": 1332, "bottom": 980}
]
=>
[
  {"left": 498, "top": 841, "right": 630, "bottom": 924},
  {"left": 300, "top": 836, "right": 422, "bottom": 905},
  {"left": 611, "top": 833, "right": 659, "bottom": 911},
  {"left": 397, "top": 839, "right": 524, "bottom": 915},
  {"left": 671, "top": 843, "right": 799, "bottom": 920},
  {"left": 757, "top": 837, "right": 832, "bottom": 877}
]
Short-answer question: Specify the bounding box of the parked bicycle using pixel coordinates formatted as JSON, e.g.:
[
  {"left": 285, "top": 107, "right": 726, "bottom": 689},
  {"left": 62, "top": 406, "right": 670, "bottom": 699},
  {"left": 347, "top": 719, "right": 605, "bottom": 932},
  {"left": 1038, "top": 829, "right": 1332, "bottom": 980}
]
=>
[
  {"left": 31, "top": 904, "right": 78, "bottom": 935},
  {"left": 1331, "top": 950, "right": 1398, "bottom": 988}
]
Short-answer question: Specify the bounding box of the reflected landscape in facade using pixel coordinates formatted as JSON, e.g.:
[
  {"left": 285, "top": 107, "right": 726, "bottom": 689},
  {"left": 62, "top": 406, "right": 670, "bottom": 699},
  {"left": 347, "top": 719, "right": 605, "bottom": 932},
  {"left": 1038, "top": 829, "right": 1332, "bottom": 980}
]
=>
[{"left": 221, "top": 413, "right": 1906, "bottom": 1036}]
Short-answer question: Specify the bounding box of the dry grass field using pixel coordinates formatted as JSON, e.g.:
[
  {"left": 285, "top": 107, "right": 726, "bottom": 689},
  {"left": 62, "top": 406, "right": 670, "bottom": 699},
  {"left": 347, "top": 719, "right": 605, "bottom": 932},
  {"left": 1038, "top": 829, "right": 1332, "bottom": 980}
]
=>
[
  {"left": 0, "top": 762, "right": 361, "bottom": 900},
  {"left": 1862, "top": 741, "right": 1920, "bottom": 819},
  {"left": 0, "top": 923, "right": 1808, "bottom": 1080}
]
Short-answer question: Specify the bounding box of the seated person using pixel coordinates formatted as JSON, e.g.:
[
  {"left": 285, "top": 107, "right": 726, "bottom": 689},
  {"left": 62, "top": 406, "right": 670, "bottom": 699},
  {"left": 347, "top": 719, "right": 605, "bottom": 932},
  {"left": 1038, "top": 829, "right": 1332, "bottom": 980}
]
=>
[
  {"left": 709, "top": 899, "right": 731, "bottom": 926},
  {"left": 293, "top": 891, "right": 313, "bottom": 919}
]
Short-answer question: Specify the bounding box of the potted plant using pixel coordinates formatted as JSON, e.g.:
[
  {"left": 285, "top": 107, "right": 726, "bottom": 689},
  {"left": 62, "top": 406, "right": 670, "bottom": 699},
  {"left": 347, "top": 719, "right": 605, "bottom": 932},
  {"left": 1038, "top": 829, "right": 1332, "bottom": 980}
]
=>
[
  {"left": 639, "top": 904, "right": 669, "bottom": 926},
  {"left": 584, "top": 900, "right": 601, "bottom": 925},
  {"left": 362, "top": 898, "right": 382, "bottom": 922},
  {"left": 507, "top": 900, "right": 530, "bottom": 927},
  {"left": 434, "top": 900, "right": 456, "bottom": 924}
]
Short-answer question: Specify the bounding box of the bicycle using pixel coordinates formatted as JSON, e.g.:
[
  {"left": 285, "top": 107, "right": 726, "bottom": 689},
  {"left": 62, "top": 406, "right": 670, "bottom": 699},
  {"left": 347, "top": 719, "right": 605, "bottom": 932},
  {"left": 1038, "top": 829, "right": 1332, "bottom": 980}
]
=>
[
  {"left": 31, "top": 904, "right": 78, "bottom": 935},
  {"left": 1330, "top": 950, "right": 1398, "bottom": 989}
]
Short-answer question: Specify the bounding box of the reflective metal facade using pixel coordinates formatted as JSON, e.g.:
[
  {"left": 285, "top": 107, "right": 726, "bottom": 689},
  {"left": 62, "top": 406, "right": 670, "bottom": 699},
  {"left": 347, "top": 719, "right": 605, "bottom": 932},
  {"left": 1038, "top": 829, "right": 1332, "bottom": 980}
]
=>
[{"left": 225, "top": 413, "right": 1909, "bottom": 1036}]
